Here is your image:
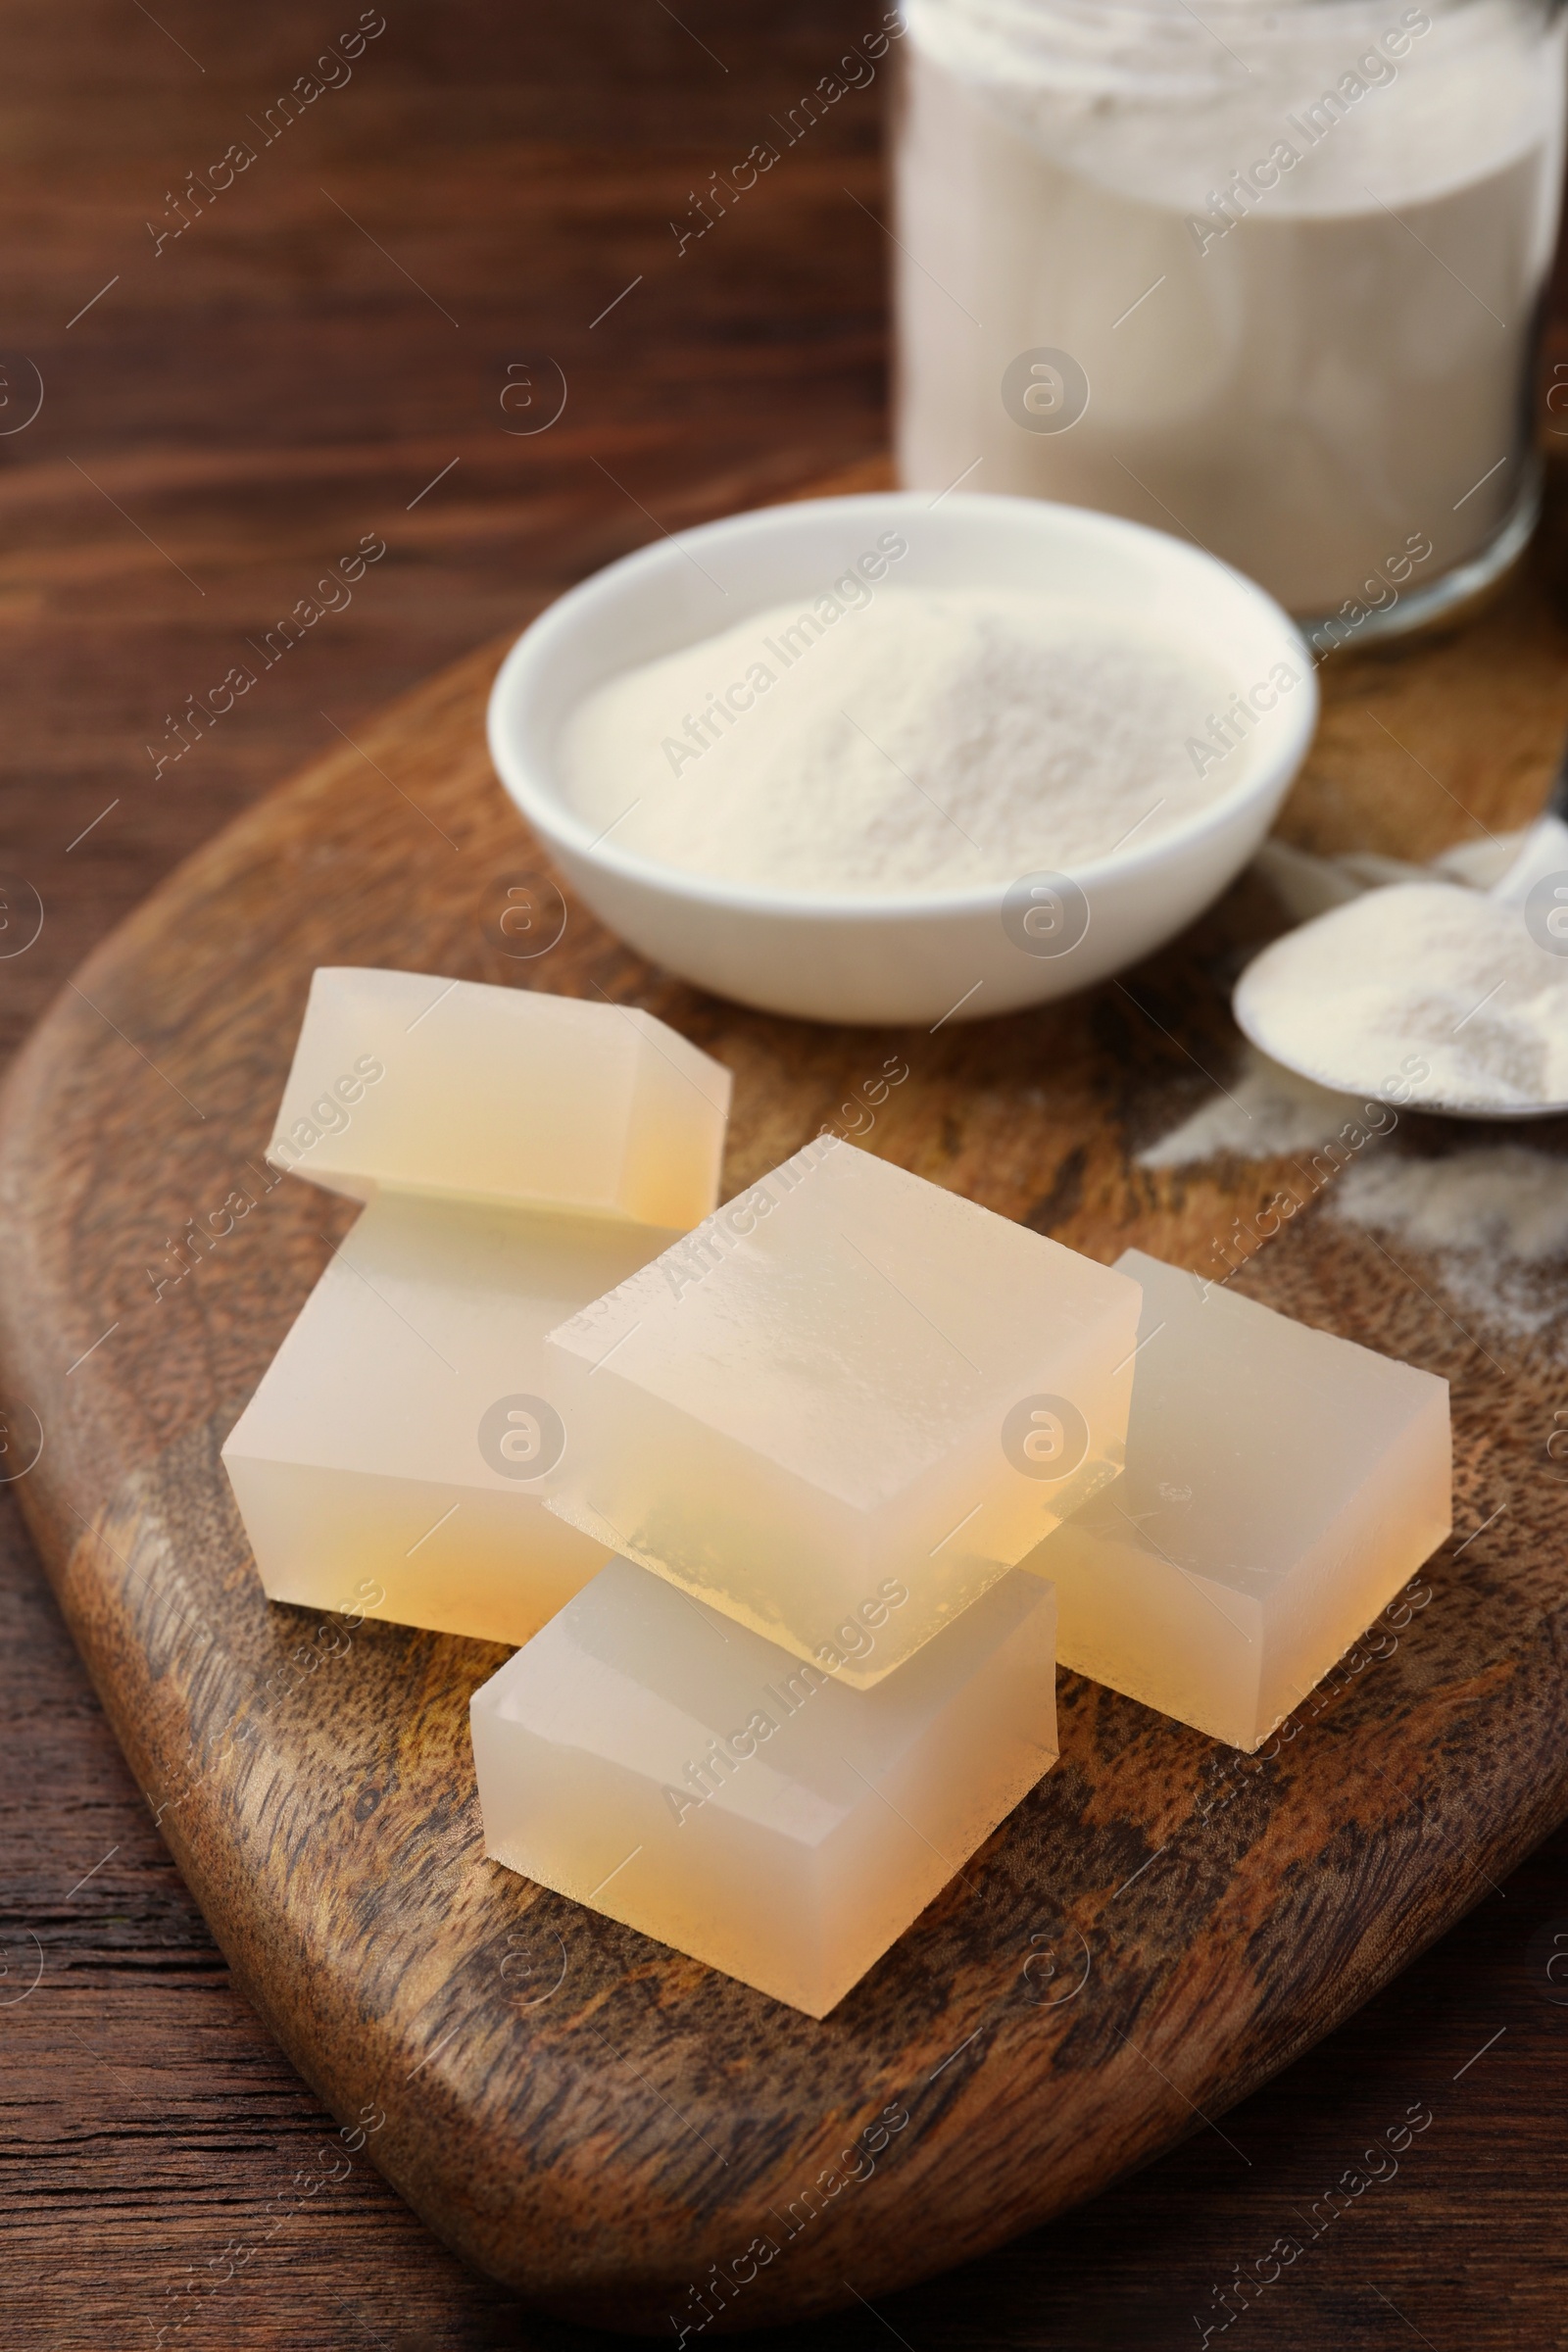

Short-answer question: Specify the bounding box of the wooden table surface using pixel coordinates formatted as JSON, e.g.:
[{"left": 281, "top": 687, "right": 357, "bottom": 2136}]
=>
[{"left": 1, "top": 6, "right": 1565, "bottom": 2348}]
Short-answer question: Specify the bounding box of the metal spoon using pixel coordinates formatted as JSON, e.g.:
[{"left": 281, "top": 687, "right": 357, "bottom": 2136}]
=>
[{"left": 1232, "top": 756, "right": 1568, "bottom": 1119}]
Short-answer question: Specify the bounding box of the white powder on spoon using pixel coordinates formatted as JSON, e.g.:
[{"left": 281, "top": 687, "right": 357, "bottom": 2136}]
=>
[
  {"left": 559, "top": 585, "right": 1242, "bottom": 896},
  {"left": 1236, "top": 880, "right": 1568, "bottom": 1113}
]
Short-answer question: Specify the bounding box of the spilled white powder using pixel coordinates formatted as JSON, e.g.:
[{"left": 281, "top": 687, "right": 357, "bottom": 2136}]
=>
[
  {"left": 1337, "top": 1147, "right": 1568, "bottom": 1265},
  {"left": 1235, "top": 881, "right": 1568, "bottom": 1113},
  {"left": 559, "top": 587, "right": 1236, "bottom": 896},
  {"left": 1335, "top": 1146, "right": 1568, "bottom": 1352},
  {"left": 1137, "top": 1047, "right": 1363, "bottom": 1169}
]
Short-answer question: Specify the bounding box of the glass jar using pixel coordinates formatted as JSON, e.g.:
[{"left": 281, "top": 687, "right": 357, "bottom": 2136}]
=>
[{"left": 893, "top": 0, "right": 1568, "bottom": 645}]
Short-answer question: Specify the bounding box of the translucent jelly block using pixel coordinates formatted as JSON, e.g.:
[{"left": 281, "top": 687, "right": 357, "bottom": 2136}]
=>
[
  {"left": 471, "top": 1554, "right": 1058, "bottom": 2016},
  {"left": 222, "top": 1196, "right": 680, "bottom": 1644},
  {"left": 545, "top": 1137, "right": 1141, "bottom": 1687},
  {"left": 1027, "top": 1250, "right": 1452, "bottom": 1752},
  {"left": 268, "top": 966, "right": 730, "bottom": 1227}
]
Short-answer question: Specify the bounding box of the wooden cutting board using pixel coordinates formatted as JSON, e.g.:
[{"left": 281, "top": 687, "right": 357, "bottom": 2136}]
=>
[{"left": 3, "top": 464, "right": 1568, "bottom": 2337}]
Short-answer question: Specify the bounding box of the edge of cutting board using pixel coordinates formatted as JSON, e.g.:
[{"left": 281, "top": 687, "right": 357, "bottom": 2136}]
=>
[{"left": 2, "top": 471, "right": 1567, "bottom": 2331}]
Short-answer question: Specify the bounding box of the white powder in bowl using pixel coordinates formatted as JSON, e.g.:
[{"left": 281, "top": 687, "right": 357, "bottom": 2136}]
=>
[
  {"left": 558, "top": 586, "right": 1241, "bottom": 896},
  {"left": 1235, "top": 880, "right": 1568, "bottom": 1113}
]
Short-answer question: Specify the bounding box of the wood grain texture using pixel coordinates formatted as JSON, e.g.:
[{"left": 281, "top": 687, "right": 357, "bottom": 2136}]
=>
[
  {"left": 3, "top": 461, "right": 1568, "bottom": 2334},
  {"left": 0, "top": 0, "right": 887, "bottom": 1075}
]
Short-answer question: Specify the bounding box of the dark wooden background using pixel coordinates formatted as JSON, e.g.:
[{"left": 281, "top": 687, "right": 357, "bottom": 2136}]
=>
[{"left": 1, "top": 4, "right": 1565, "bottom": 2347}]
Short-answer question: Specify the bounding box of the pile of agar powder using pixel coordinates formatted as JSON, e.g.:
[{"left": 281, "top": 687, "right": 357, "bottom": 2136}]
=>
[
  {"left": 1237, "top": 880, "right": 1568, "bottom": 1112},
  {"left": 558, "top": 586, "right": 1241, "bottom": 896}
]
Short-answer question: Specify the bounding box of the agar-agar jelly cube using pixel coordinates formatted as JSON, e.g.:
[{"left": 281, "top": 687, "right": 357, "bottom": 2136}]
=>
[
  {"left": 268, "top": 966, "right": 731, "bottom": 1228},
  {"left": 545, "top": 1137, "right": 1142, "bottom": 1686},
  {"left": 1026, "top": 1249, "right": 1451, "bottom": 1751},
  {"left": 223, "top": 1197, "right": 678, "bottom": 1644},
  {"left": 469, "top": 1554, "right": 1058, "bottom": 2015}
]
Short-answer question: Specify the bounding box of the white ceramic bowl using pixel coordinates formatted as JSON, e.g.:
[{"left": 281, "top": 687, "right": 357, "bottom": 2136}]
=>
[{"left": 486, "top": 492, "right": 1317, "bottom": 1027}]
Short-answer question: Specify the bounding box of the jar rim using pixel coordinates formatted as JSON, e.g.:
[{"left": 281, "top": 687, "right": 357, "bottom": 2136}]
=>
[{"left": 903, "top": 0, "right": 1563, "bottom": 99}]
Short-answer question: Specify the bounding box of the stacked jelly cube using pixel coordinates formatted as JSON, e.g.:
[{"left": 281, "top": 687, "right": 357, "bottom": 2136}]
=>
[
  {"left": 224, "top": 970, "right": 1450, "bottom": 2018},
  {"left": 222, "top": 966, "right": 731, "bottom": 1644}
]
